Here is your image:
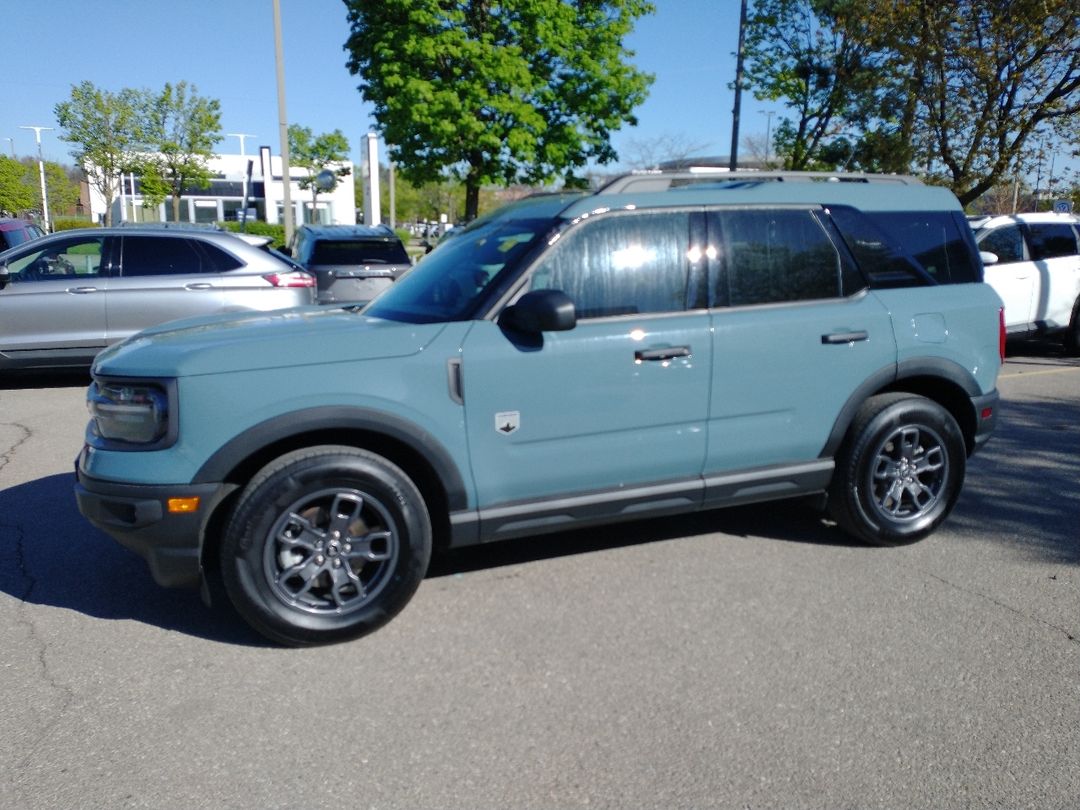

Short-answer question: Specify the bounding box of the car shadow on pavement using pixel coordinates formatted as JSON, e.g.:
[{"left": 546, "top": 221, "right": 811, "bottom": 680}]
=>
[
  {"left": 0, "top": 472, "right": 266, "bottom": 646},
  {"left": 950, "top": 395, "right": 1080, "bottom": 565}
]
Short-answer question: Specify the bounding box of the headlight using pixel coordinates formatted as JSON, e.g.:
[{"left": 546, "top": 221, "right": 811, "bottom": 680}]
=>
[{"left": 87, "top": 381, "right": 170, "bottom": 444}]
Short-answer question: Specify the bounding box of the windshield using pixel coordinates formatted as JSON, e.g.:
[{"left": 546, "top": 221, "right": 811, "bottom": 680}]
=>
[{"left": 363, "top": 217, "right": 554, "bottom": 323}]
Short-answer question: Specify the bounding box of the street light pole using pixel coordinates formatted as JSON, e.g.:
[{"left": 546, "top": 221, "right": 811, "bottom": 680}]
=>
[
  {"left": 20, "top": 125, "right": 53, "bottom": 232},
  {"left": 4, "top": 137, "right": 14, "bottom": 159},
  {"left": 227, "top": 133, "right": 257, "bottom": 156},
  {"left": 272, "top": 0, "right": 295, "bottom": 245},
  {"left": 759, "top": 111, "right": 774, "bottom": 167}
]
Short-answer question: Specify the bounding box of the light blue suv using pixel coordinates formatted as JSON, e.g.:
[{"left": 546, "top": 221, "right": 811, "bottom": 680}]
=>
[{"left": 75, "top": 173, "right": 1004, "bottom": 645}]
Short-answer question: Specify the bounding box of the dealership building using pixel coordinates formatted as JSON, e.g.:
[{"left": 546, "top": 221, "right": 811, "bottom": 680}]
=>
[{"left": 88, "top": 145, "right": 357, "bottom": 227}]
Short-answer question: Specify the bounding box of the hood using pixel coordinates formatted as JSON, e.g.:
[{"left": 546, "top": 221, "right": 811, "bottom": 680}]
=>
[{"left": 93, "top": 306, "right": 447, "bottom": 378}]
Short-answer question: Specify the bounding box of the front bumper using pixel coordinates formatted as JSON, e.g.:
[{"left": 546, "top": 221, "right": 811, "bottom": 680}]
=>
[{"left": 74, "top": 452, "right": 227, "bottom": 589}]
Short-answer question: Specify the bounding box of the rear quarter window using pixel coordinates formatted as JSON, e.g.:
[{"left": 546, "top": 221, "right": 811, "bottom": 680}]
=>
[{"left": 830, "top": 207, "right": 982, "bottom": 286}]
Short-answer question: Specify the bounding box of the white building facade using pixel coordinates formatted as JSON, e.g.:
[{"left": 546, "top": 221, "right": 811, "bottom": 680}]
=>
[{"left": 89, "top": 146, "right": 357, "bottom": 227}]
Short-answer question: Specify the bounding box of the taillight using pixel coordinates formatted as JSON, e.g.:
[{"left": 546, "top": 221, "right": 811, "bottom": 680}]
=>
[
  {"left": 264, "top": 271, "right": 315, "bottom": 288},
  {"left": 998, "top": 307, "right": 1006, "bottom": 363}
]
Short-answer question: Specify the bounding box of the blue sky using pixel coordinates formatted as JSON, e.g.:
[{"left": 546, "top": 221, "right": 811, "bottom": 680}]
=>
[{"left": 2, "top": 0, "right": 763, "bottom": 172}]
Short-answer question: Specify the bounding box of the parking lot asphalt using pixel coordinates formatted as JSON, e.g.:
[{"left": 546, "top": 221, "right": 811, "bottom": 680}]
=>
[{"left": 1, "top": 347, "right": 1077, "bottom": 809}]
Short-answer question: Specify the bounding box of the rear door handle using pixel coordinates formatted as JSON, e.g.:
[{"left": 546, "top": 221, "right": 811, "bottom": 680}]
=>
[
  {"left": 635, "top": 345, "right": 692, "bottom": 362},
  {"left": 185, "top": 282, "right": 214, "bottom": 290},
  {"left": 821, "top": 330, "right": 869, "bottom": 344},
  {"left": 68, "top": 286, "right": 99, "bottom": 294}
]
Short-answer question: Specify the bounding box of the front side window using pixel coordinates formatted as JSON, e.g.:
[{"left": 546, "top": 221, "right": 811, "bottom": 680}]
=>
[
  {"left": 5, "top": 235, "right": 106, "bottom": 283},
  {"left": 712, "top": 209, "right": 844, "bottom": 306},
  {"left": 977, "top": 224, "right": 1025, "bottom": 263},
  {"left": 120, "top": 236, "right": 205, "bottom": 277},
  {"left": 529, "top": 211, "right": 692, "bottom": 318}
]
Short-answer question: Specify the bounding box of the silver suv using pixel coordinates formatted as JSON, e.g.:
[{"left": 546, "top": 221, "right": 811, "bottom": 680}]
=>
[{"left": 0, "top": 225, "right": 314, "bottom": 371}]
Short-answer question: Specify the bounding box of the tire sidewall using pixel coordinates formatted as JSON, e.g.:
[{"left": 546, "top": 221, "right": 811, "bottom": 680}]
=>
[{"left": 222, "top": 449, "right": 431, "bottom": 645}]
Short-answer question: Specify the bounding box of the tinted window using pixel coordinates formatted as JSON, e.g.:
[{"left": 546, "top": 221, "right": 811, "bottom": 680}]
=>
[
  {"left": 529, "top": 211, "right": 691, "bottom": 318},
  {"left": 6, "top": 235, "right": 106, "bottom": 282},
  {"left": 978, "top": 224, "right": 1025, "bottom": 263},
  {"left": 832, "top": 208, "right": 981, "bottom": 286},
  {"left": 121, "top": 236, "right": 206, "bottom": 277},
  {"left": 711, "top": 209, "right": 845, "bottom": 306},
  {"left": 1027, "top": 224, "right": 1078, "bottom": 260},
  {"left": 869, "top": 211, "right": 981, "bottom": 284},
  {"left": 310, "top": 239, "right": 409, "bottom": 265},
  {"left": 200, "top": 242, "right": 243, "bottom": 271}
]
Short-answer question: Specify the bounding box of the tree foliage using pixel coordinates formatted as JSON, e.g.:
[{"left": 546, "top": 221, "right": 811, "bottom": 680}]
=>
[
  {"left": 343, "top": 0, "right": 655, "bottom": 219},
  {"left": 0, "top": 156, "right": 36, "bottom": 215},
  {"left": 137, "top": 82, "right": 223, "bottom": 220},
  {"left": 54, "top": 81, "right": 143, "bottom": 226},
  {"left": 288, "top": 125, "right": 351, "bottom": 217},
  {"left": 744, "top": 0, "right": 1080, "bottom": 205}
]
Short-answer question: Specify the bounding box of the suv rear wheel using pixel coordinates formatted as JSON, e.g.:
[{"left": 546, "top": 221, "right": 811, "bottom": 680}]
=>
[
  {"left": 220, "top": 446, "right": 431, "bottom": 646},
  {"left": 829, "top": 394, "right": 966, "bottom": 546}
]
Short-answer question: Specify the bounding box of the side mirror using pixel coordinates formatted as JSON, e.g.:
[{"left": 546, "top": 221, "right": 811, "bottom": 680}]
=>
[
  {"left": 500, "top": 289, "right": 576, "bottom": 333},
  {"left": 979, "top": 250, "right": 999, "bottom": 266},
  {"left": 0, "top": 263, "right": 8, "bottom": 291}
]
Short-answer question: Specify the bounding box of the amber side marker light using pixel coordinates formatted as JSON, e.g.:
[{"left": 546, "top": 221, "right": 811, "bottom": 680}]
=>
[{"left": 167, "top": 497, "right": 201, "bottom": 514}]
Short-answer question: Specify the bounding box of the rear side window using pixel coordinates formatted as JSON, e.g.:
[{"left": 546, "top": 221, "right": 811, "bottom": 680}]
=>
[
  {"left": 310, "top": 239, "right": 409, "bottom": 265},
  {"left": 830, "top": 207, "right": 982, "bottom": 286},
  {"left": 529, "top": 210, "right": 693, "bottom": 318},
  {"left": 120, "top": 236, "right": 207, "bottom": 277},
  {"left": 1026, "top": 224, "right": 1078, "bottom": 260},
  {"left": 977, "top": 225, "right": 1025, "bottom": 263},
  {"left": 200, "top": 242, "right": 244, "bottom": 271},
  {"left": 710, "top": 208, "right": 853, "bottom": 306}
]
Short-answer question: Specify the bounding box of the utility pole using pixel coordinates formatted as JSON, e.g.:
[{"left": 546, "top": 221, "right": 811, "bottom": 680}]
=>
[
  {"left": 20, "top": 125, "right": 53, "bottom": 231},
  {"left": 272, "top": 0, "right": 295, "bottom": 244},
  {"left": 729, "top": 0, "right": 749, "bottom": 171}
]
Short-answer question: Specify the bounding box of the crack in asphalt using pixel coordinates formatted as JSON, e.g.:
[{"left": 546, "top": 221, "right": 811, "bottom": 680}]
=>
[
  {"left": 1, "top": 422, "right": 77, "bottom": 799},
  {"left": 923, "top": 568, "right": 1079, "bottom": 646}
]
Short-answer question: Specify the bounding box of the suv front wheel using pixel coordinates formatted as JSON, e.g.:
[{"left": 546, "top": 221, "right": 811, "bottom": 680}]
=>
[
  {"left": 220, "top": 446, "right": 432, "bottom": 646},
  {"left": 829, "top": 394, "right": 966, "bottom": 546}
]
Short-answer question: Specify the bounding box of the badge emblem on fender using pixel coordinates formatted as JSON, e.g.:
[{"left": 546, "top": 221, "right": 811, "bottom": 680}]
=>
[{"left": 495, "top": 411, "right": 520, "bottom": 435}]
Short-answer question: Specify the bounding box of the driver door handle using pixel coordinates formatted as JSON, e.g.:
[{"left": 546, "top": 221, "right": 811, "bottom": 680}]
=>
[
  {"left": 821, "top": 330, "right": 869, "bottom": 344},
  {"left": 185, "top": 282, "right": 214, "bottom": 290},
  {"left": 635, "top": 345, "right": 692, "bottom": 362},
  {"left": 68, "top": 286, "right": 100, "bottom": 294}
]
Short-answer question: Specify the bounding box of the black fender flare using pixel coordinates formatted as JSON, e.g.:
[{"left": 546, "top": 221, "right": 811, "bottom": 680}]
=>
[
  {"left": 191, "top": 406, "right": 469, "bottom": 511},
  {"left": 820, "top": 357, "right": 982, "bottom": 459}
]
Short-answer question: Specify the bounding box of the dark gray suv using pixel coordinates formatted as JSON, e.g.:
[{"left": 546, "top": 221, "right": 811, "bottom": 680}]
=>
[{"left": 289, "top": 224, "right": 411, "bottom": 305}]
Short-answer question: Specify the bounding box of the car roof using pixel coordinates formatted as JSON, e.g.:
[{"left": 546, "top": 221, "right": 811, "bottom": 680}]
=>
[
  {"left": 559, "top": 174, "right": 963, "bottom": 218},
  {"left": 969, "top": 212, "right": 1079, "bottom": 230},
  {"left": 297, "top": 224, "right": 397, "bottom": 239}
]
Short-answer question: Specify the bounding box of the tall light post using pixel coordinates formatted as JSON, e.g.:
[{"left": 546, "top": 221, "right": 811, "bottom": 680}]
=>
[
  {"left": 3, "top": 137, "right": 13, "bottom": 159},
  {"left": 227, "top": 133, "right": 257, "bottom": 156},
  {"left": 272, "top": 0, "right": 295, "bottom": 245},
  {"left": 759, "top": 111, "right": 774, "bottom": 167},
  {"left": 20, "top": 125, "right": 53, "bottom": 232}
]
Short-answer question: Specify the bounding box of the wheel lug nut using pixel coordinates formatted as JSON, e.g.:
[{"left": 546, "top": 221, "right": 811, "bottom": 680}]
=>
[
  {"left": 315, "top": 555, "right": 325, "bottom": 565},
  {"left": 333, "top": 559, "right": 342, "bottom": 568}
]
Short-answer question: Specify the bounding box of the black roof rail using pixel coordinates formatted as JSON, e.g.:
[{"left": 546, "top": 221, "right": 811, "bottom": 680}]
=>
[{"left": 595, "top": 169, "right": 924, "bottom": 194}]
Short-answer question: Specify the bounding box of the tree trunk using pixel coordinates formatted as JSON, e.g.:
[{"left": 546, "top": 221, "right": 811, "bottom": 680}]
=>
[
  {"left": 464, "top": 178, "right": 480, "bottom": 221},
  {"left": 171, "top": 194, "right": 182, "bottom": 223}
]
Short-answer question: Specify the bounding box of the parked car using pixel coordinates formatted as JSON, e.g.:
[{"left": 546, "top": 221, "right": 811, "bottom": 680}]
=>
[
  {"left": 76, "top": 172, "right": 1003, "bottom": 646},
  {"left": 0, "top": 225, "right": 314, "bottom": 371},
  {"left": 288, "top": 223, "right": 411, "bottom": 305},
  {"left": 970, "top": 212, "right": 1080, "bottom": 353},
  {"left": 0, "top": 217, "right": 45, "bottom": 251}
]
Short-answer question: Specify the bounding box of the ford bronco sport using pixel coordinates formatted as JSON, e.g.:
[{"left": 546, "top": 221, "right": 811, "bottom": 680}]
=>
[{"left": 75, "top": 172, "right": 1004, "bottom": 646}]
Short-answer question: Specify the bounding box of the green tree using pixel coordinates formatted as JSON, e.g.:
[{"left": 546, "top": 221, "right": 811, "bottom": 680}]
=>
[
  {"left": 137, "top": 82, "right": 223, "bottom": 221},
  {"left": 0, "top": 156, "right": 35, "bottom": 215},
  {"left": 54, "top": 81, "right": 142, "bottom": 226},
  {"left": 743, "top": 0, "right": 884, "bottom": 170},
  {"left": 882, "top": 0, "right": 1080, "bottom": 205},
  {"left": 343, "top": 0, "right": 655, "bottom": 220},
  {"left": 288, "top": 125, "right": 351, "bottom": 222},
  {"left": 44, "top": 161, "right": 81, "bottom": 217}
]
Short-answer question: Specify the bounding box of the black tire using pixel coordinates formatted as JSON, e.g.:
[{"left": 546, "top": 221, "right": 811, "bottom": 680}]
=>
[
  {"left": 828, "top": 394, "right": 966, "bottom": 546},
  {"left": 220, "top": 445, "right": 431, "bottom": 646}
]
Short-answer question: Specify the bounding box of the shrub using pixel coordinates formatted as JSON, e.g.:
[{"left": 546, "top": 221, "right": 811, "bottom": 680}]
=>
[
  {"left": 52, "top": 217, "right": 97, "bottom": 232},
  {"left": 219, "top": 220, "right": 287, "bottom": 250}
]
